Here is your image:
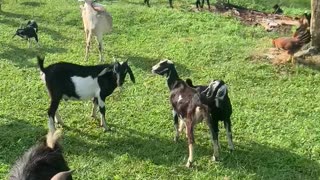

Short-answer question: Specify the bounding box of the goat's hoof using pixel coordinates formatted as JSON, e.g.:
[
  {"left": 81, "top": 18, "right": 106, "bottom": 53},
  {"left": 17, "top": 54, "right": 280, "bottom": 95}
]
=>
[
  {"left": 212, "top": 156, "right": 220, "bottom": 162},
  {"left": 186, "top": 161, "right": 193, "bottom": 168},
  {"left": 103, "top": 127, "right": 112, "bottom": 132},
  {"left": 174, "top": 136, "right": 179, "bottom": 142},
  {"left": 229, "top": 147, "right": 234, "bottom": 152}
]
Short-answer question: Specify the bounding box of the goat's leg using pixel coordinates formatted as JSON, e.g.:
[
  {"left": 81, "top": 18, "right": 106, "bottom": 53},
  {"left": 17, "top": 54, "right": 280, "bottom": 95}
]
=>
[
  {"left": 96, "top": 35, "right": 105, "bottom": 62},
  {"left": 85, "top": 30, "right": 92, "bottom": 61},
  {"left": 207, "top": 0, "right": 210, "bottom": 9},
  {"left": 224, "top": 119, "right": 234, "bottom": 151},
  {"left": 195, "top": 0, "right": 200, "bottom": 9},
  {"left": 186, "top": 121, "right": 195, "bottom": 168},
  {"left": 97, "top": 97, "right": 110, "bottom": 132},
  {"left": 91, "top": 98, "right": 98, "bottom": 119},
  {"left": 169, "top": 0, "right": 173, "bottom": 8},
  {"left": 173, "top": 110, "right": 179, "bottom": 142},
  {"left": 35, "top": 34, "right": 40, "bottom": 47},
  {"left": 207, "top": 117, "right": 220, "bottom": 161},
  {"left": 54, "top": 110, "right": 64, "bottom": 126},
  {"left": 201, "top": 0, "right": 204, "bottom": 8},
  {"left": 144, "top": 0, "right": 150, "bottom": 7},
  {"left": 48, "top": 99, "right": 60, "bottom": 133}
]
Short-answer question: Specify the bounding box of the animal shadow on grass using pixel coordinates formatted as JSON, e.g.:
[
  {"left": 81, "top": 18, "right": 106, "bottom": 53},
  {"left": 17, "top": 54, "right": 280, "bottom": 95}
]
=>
[
  {"left": 222, "top": 141, "right": 320, "bottom": 179},
  {"left": 0, "top": 11, "right": 34, "bottom": 20},
  {"left": 65, "top": 125, "right": 212, "bottom": 167},
  {"left": 20, "top": 2, "right": 44, "bottom": 7},
  {"left": 126, "top": 56, "right": 192, "bottom": 77},
  {"left": 0, "top": 115, "right": 46, "bottom": 167},
  {"left": 0, "top": 43, "right": 67, "bottom": 68}
]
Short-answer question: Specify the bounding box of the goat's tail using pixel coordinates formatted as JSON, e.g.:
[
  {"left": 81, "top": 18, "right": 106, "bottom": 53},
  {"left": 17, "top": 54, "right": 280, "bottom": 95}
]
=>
[
  {"left": 46, "top": 129, "right": 62, "bottom": 149},
  {"left": 37, "top": 56, "right": 46, "bottom": 73}
]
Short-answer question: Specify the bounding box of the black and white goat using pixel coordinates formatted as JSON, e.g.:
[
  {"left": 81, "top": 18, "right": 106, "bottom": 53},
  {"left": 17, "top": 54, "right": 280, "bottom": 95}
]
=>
[
  {"left": 37, "top": 56, "right": 135, "bottom": 132},
  {"left": 13, "top": 20, "right": 39, "bottom": 48},
  {"left": 186, "top": 78, "right": 234, "bottom": 151},
  {"left": 152, "top": 60, "right": 218, "bottom": 167},
  {"left": 9, "top": 130, "right": 73, "bottom": 180}
]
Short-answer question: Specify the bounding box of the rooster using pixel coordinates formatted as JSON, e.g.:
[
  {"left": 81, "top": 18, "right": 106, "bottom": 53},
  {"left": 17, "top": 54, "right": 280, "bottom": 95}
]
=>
[{"left": 272, "top": 29, "right": 311, "bottom": 64}]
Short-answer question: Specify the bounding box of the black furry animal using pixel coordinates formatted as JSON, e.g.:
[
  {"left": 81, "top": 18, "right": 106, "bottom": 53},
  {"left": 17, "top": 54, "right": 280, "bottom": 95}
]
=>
[
  {"left": 273, "top": 4, "right": 283, "bottom": 14},
  {"left": 9, "top": 130, "right": 73, "bottom": 180},
  {"left": 13, "top": 20, "right": 39, "bottom": 47}
]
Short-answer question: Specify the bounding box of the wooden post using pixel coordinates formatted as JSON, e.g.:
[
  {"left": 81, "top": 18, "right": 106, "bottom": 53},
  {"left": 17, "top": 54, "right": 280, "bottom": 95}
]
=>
[{"left": 311, "top": 0, "right": 320, "bottom": 50}]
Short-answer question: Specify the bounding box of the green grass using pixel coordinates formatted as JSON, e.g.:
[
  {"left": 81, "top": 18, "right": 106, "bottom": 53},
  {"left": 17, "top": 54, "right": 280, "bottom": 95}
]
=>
[{"left": 1, "top": 0, "right": 319, "bottom": 179}]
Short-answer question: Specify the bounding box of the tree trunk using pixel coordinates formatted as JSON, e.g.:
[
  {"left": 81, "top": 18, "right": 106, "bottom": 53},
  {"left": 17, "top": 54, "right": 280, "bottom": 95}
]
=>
[{"left": 311, "top": 0, "right": 320, "bottom": 50}]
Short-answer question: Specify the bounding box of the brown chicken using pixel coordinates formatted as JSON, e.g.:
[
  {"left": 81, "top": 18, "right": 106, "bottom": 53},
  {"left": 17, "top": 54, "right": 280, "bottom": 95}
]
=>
[{"left": 272, "top": 29, "right": 311, "bottom": 64}]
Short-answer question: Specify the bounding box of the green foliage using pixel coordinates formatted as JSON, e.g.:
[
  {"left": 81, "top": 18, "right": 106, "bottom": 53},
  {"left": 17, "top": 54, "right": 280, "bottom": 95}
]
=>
[{"left": 0, "top": 0, "right": 319, "bottom": 179}]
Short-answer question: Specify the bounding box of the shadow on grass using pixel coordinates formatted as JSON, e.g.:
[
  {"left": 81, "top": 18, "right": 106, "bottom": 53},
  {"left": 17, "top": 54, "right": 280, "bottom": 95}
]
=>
[
  {"left": 0, "top": 115, "right": 46, "bottom": 167},
  {"left": 20, "top": 2, "right": 44, "bottom": 7},
  {"left": 222, "top": 141, "right": 320, "bottom": 179},
  {"left": 125, "top": 55, "right": 192, "bottom": 77},
  {"left": 65, "top": 125, "right": 211, "bottom": 167},
  {"left": 0, "top": 43, "right": 67, "bottom": 68},
  {"left": 65, "top": 124, "right": 320, "bottom": 178},
  {"left": 0, "top": 11, "right": 35, "bottom": 20}
]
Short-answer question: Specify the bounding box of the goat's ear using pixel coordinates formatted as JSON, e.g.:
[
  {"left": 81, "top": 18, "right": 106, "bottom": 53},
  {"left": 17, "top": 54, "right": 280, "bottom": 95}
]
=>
[
  {"left": 113, "top": 63, "right": 120, "bottom": 72},
  {"left": 98, "top": 68, "right": 108, "bottom": 77},
  {"left": 127, "top": 66, "right": 135, "bottom": 83},
  {"left": 51, "top": 170, "right": 73, "bottom": 180}
]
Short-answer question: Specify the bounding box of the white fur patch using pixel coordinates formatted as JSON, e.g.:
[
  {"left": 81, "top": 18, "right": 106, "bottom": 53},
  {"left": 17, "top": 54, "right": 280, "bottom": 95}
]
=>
[
  {"left": 178, "top": 95, "right": 183, "bottom": 102},
  {"left": 40, "top": 72, "right": 45, "bottom": 82},
  {"left": 71, "top": 76, "right": 100, "bottom": 100}
]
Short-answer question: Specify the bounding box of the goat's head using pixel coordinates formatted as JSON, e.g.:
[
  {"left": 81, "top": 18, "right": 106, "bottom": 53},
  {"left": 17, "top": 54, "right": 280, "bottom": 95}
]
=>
[
  {"left": 113, "top": 60, "right": 135, "bottom": 87},
  {"left": 151, "top": 59, "right": 174, "bottom": 77}
]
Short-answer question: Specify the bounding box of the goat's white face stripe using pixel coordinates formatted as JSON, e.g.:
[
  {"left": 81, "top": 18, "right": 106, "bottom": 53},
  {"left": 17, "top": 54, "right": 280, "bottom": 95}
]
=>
[
  {"left": 71, "top": 76, "right": 100, "bottom": 100},
  {"left": 178, "top": 95, "right": 183, "bottom": 102}
]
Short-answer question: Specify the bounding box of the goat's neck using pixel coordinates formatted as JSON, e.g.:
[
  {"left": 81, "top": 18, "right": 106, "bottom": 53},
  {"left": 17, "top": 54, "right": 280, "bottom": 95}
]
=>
[{"left": 167, "top": 69, "right": 179, "bottom": 90}]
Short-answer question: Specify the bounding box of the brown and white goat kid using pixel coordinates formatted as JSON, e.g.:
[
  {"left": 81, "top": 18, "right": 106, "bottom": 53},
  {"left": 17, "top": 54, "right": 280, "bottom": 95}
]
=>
[
  {"left": 152, "top": 60, "right": 219, "bottom": 168},
  {"left": 9, "top": 130, "right": 73, "bottom": 180},
  {"left": 80, "top": 0, "right": 112, "bottom": 61},
  {"left": 37, "top": 56, "right": 135, "bottom": 132}
]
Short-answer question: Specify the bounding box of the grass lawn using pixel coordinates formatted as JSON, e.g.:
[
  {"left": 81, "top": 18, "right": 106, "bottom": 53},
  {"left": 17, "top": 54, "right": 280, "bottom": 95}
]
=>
[{"left": 0, "top": 0, "right": 319, "bottom": 179}]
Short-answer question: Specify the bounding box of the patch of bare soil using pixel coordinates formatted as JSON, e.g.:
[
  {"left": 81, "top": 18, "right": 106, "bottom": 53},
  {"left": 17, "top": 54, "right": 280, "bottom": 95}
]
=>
[{"left": 191, "top": 2, "right": 301, "bottom": 35}]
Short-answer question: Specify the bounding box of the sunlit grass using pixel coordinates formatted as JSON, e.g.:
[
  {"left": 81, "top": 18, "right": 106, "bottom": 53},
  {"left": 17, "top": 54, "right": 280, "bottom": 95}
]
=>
[{"left": 0, "top": 0, "right": 319, "bottom": 179}]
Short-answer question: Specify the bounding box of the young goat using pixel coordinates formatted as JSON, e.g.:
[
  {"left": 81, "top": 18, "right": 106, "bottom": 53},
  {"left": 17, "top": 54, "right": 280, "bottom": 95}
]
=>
[
  {"left": 9, "top": 130, "right": 73, "bottom": 180},
  {"left": 80, "top": 0, "right": 112, "bottom": 61},
  {"left": 13, "top": 20, "right": 39, "bottom": 48},
  {"left": 37, "top": 56, "right": 135, "bottom": 132},
  {"left": 186, "top": 78, "right": 234, "bottom": 151},
  {"left": 152, "top": 60, "right": 219, "bottom": 168}
]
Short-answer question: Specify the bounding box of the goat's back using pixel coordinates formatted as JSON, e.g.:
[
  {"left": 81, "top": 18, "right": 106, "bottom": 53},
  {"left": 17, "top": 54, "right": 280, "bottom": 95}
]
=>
[
  {"left": 81, "top": 2, "right": 112, "bottom": 35},
  {"left": 170, "top": 80, "right": 202, "bottom": 118}
]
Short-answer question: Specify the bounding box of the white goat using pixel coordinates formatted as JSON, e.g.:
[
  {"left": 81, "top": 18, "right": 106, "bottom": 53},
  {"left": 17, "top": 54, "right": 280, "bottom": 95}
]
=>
[{"left": 80, "top": 0, "right": 112, "bottom": 61}]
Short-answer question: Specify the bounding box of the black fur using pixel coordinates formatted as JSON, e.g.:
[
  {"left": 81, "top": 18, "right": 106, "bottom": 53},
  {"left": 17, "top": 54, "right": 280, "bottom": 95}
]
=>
[{"left": 9, "top": 133, "right": 72, "bottom": 180}]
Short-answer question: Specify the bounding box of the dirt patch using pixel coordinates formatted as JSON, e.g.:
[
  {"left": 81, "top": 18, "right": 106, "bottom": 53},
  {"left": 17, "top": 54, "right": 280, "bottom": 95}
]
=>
[{"left": 191, "top": 2, "right": 301, "bottom": 35}]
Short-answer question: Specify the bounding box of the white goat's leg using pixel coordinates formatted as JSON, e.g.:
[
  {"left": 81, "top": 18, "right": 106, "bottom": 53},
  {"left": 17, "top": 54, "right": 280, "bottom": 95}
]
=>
[
  {"left": 54, "top": 110, "right": 64, "bottom": 126},
  {"left": 91, "top": 98, "right": 98, "bottom": 119},
  {"left": 186, "top": 143, "right": 194, "bottom": 168},
  {"left": 96, "top": 35, "right": 105, "bottom": 62},
  {"left": 48, "top": 116, "right": 56, "bottom": 133},
  {"left": 85, "top": 30, "right": 92, "bottom": 61},
  {"left": 28, "top": 39, "right": 31, "bottom": 48}
]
